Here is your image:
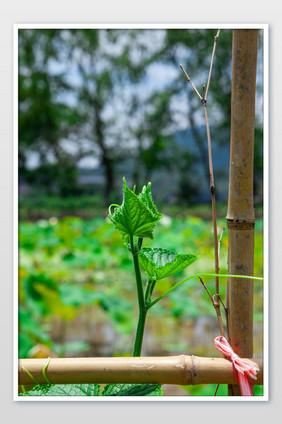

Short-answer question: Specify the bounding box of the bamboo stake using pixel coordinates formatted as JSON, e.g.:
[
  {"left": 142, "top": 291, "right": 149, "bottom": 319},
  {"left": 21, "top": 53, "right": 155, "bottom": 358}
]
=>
[
  {"left": 18, "top": 356, "right": 263, "bottom": 386},
  {"left": 226, "top": 29, "right": 259, "bottom": 396}
]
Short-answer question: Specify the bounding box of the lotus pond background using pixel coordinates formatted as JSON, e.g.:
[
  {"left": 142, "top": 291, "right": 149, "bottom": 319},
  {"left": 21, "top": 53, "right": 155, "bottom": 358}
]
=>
[{"left": 19, "top": 200, "right": 263, "bottom": 396}]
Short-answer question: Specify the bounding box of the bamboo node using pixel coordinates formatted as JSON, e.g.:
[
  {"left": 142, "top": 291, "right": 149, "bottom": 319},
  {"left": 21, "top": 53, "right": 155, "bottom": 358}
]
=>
[{"left": 226, "top": 220, "right": 255, "bottom": 229}]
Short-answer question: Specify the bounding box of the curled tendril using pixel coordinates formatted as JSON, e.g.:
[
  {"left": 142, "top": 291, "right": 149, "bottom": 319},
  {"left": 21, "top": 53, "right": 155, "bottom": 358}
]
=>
[
  {"left": 108, "top": 204, "right": 120, "bottom": 215},
  {"left": 42, "top": 357, "right": 51, "bottom": 385},
  {"left": 21, "top": 366, "right": 39, "bottom": 385},
  {"left": 21, "top": 357, "right": 52, "bottom": 386}
]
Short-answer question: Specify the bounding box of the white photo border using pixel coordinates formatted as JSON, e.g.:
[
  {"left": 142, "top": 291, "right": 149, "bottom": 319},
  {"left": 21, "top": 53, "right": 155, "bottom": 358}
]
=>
[{"left": 13, "top": 23, "right": 269, "bottom": 402}]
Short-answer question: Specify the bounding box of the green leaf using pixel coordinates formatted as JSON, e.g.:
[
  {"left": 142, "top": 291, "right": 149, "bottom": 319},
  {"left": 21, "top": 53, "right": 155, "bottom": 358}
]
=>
[
  {"left": 139, "top": 247, "right": 198, "bottom": 281},
  {"left": 139, "top": 183, "right": 161, "bottom": 219},
  {"left": 108, "top": 179, "right": 162, "bottom": 242},
  {"left": 146, "top": 385, "right": 164, "bottom": 396},
  {"left": 101, "top": 383, "right": 163, "bottom": 396},
  {"left": 20, "top": 383, "right": 163, "bottom": 397},
  {"left": 20, "top": 384, "right": 101, "bottom": 396}
]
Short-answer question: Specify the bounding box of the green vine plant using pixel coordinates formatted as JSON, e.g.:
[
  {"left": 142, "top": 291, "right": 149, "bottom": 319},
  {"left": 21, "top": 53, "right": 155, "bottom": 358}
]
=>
[
  {"left": 108, "top": 178, "right": 262, "bottom": 359},
  {"left": 108, "top": 178, "right": 198, "bottom": 357},
  {"left": 20, "top": 178, "right": 262, "bottom": 397}
]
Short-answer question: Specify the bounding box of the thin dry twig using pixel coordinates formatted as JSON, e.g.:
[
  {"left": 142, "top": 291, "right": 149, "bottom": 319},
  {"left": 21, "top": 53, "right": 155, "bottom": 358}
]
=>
[
  {"left": 179, "top": 64, "right": 202, "bottom": 101},
  {"left": 198, "top": 276, "right": 214, "bottom": 303},
  {"left": 214, "top": 384, "right": 220, "bottom": 396},
  {"left": 219, "top": 294, "right": 230, "bottom": 341},
  {"left": 217, "top": 225, "right": 229, "bottom": 338},
  {"left": 198, "top": 276, "right": 228, "bottom": 316},
  {"left": 199, "top": 273, "right": 230, "bottom": 343},
  {"left": 199, "top": 273, "right": 226, "bottom": 395},
  {"left": 181, "top": 29, "right": 225, "bottom": 337},
  {"left": 205, "top": 30, "right": 220, "bottom": 101}
]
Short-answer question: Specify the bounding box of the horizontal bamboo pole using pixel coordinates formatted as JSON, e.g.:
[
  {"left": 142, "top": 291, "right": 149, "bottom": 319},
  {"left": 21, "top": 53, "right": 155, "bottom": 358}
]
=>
[{"left": 19, "top": 356, "right": 263, "bottom": 386}]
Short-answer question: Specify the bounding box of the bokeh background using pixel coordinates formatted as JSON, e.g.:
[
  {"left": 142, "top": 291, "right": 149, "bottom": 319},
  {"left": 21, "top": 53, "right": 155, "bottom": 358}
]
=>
[{"left": 18, "top": 28, "right": 264, "bottom": 395}]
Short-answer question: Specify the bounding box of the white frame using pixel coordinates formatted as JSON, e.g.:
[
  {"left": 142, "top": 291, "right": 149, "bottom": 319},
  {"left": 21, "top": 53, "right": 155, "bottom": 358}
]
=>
[{"left": 13, "top": 23, "right": 269, "bottom": 401}]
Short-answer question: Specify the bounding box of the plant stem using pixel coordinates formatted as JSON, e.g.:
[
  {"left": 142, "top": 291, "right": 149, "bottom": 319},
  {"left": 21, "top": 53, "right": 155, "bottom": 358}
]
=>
[
  {"left": 130, "top": 236, "right": 146, "bottom": 357},
  {"left": 132, "top": 308, "right": 147, "bottom": 357},
  {"left": 203, "top": 54, "right": 223, "bottom": 335},
  {"left": 180, "top": 30, "right": 224, "bottom": 336},
  {"left": 145, "top": 279, "right": 156, "bottom": 304},
  {"left": 204, "top": 29, "right": 220, "bottom": 101}
]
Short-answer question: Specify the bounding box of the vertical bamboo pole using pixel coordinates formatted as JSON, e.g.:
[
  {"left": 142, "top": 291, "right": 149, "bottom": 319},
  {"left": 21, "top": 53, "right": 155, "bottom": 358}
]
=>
[{"left": 226, "top": 29, "right": 259, "bottom": 395}]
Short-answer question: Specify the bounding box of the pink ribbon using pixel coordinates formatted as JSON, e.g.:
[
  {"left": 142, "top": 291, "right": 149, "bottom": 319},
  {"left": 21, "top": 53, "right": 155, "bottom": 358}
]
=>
[{"left": 214, "top": 336, "right": 259, "bottom": 396}]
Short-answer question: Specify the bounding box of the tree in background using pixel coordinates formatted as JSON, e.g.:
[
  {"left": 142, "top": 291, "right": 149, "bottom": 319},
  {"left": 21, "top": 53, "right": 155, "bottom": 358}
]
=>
[
  {"left": 121, "top": 29, "right": 234, "bottom": 202},
  {"left": 60, "top": 29, "right": 121, "bottom": 203},
  {"left": 19, "top": 30, "right": 85, "bottom": 196}
]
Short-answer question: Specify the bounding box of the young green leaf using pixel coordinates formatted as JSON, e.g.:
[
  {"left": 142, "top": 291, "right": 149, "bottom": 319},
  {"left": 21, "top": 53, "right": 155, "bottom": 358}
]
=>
[
  {"left": 139, "top": 247, "right": 198, "bottom": 281},
  {"left": 108, "top": 179, "right": 162, "bottom": 242},
  {"left": 20, "top": 384, "right": 101, "bottom": 396},
  {"left": 101, "top": 383, "right": 163, "bottom": 396},
  {"left": 138, "top": 183, "right": 161, "bottom": 219}
]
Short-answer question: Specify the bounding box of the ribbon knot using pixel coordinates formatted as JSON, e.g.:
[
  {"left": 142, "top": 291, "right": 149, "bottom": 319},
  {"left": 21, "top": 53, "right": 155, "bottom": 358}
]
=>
[{"left": 214, "top": 336, "right": 259, "bottom": 396}]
